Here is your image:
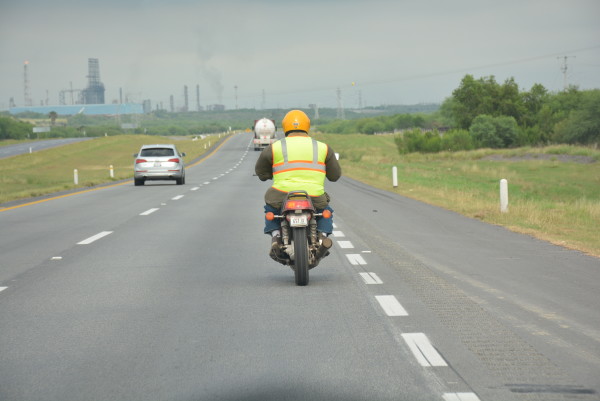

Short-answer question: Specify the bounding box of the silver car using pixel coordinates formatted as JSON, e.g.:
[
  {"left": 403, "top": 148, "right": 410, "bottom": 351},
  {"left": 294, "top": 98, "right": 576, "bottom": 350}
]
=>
[{"left": 133, "top": 144, "right": 186, "bottom": 186}]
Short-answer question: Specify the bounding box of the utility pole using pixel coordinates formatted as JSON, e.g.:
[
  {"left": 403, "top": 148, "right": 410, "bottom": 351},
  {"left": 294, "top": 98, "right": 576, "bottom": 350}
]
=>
[
  {"left": 557, "top": 56, "right": 575, "bottom": 91},
  {"left": 23, "top": 61, "right": 32, "bottom": 106},
  {"left": 234, "top": 85, "right": 238, "bottom": 110},
  {"left": 336, "top": 87, "right": 345, "bottom": 120}
]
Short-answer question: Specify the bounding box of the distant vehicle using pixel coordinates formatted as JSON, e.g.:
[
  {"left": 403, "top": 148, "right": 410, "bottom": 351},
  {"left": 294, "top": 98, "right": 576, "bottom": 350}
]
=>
[
  {"left": 252, "top": 118, "right": 276, "bottom": 151},
  {"left": 133, "top": 144, "right": 186, "bottom": 186}
]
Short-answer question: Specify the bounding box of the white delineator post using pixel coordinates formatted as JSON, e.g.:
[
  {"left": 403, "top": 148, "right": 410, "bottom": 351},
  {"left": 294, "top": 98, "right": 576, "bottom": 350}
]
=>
[
  {"left": 392, "top": 166, "right": 398, "bottom": 188},
  {"left": 109, "top": 165, "right": 114, "bottom": 178},
  {"left": 74, "top": 169, "right": 79, "bottom": 185},
  {"left": 500, "top": 179, "right": 508, "bottom": 213}
]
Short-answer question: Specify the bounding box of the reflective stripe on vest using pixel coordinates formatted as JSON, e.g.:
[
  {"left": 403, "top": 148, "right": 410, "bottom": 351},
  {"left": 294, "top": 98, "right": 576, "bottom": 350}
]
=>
[{"left": 272, "top": 137, "right": 327, "bottom": 196}]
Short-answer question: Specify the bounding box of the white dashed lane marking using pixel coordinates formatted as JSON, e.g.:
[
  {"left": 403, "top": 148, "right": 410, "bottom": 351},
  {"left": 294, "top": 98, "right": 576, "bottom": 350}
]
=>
[
  {"left": 77, "top": 231, "right": 113, "bottom": 245},
  {"left": 346, "top": 254, "right": 367, "bottom": 265},
  {"left": 359, "top": 272, "right": 383, "bottom": 285},
  {"left": 140, "top": 208, "right": 159, "bottom": 216},
  {"left": 51, "top": 256, "right": 63, "bottom": 260},
  {"left": 402, "top": 333, "right": 448, "bottom": 367},
  {"left": 332, "top": 231, "right": 345, "bottom": 237},
  {"left": 172, "top": 195, "right": 184, "bottom": 200},
  {"left": 191, "top": 187, "right": 200, "bottom": 191},
  {"left": 0, "top": 287, "right": 7, "bottom": 293},
  {"left": 443, "top": 393, "right": 481, "bottom": 401},
  {"left": 375, "top": 295, "right": 408, "bottom": 316},
  {"left": 203, "top": 182, "right": 210, "bottom": 185},
  {"left": 337, "top": 240, "right": 354, "bottom": 249}
]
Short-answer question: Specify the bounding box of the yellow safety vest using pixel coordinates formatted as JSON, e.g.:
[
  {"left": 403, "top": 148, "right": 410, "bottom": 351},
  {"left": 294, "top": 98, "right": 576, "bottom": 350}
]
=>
[{"left": 272, "top": 136, "right": 328, "bottom": 196}]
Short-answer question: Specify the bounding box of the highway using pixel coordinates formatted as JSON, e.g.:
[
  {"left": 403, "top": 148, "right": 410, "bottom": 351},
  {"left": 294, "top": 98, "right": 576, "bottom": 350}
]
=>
[
  {"left": 0, "top": 132, "right": 598, "bottom": 401},
  {"left": 0, "top": 138, "right": 92, "bottom": 159}
]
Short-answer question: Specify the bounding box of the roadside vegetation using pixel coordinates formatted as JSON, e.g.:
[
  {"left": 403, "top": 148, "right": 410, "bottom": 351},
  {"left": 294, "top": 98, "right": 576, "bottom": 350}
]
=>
[
  {"left": 314, "top": 74, "right": 600, "bottom": 256},
  {"left": 0, "top": 134, "right": 224, "bottom": 205}
]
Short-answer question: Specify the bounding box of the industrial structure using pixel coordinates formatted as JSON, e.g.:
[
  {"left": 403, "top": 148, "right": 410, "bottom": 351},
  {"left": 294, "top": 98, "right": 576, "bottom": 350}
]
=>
[{"left": 81, "top": 58, "right": 105, "bottom": 104}]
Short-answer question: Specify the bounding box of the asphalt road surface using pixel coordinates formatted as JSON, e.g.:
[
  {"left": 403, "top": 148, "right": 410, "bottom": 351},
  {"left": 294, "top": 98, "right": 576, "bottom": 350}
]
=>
[
  {"left": 1, "top": 133, "right": 598, "bottom": 401},
  {"left": 0, "top": 137, "right": 92, "bottom": 159}
]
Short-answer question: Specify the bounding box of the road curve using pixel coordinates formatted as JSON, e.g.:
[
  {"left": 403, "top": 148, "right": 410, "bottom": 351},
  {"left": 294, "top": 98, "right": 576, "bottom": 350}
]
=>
[{"left": 0, "top": 132, "right": 598, "bottom": 401}]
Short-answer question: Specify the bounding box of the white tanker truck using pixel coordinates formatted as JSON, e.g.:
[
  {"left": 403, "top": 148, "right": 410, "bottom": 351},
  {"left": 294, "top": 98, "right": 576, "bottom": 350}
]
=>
[{"left": 252, "top": 118, "right": 277, "bottom": 151}]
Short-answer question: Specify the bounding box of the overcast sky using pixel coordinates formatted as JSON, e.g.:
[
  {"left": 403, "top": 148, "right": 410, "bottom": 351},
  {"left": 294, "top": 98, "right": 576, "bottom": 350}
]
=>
[{"left": 1, "top": 0, "right": 599, "bottom": 111}]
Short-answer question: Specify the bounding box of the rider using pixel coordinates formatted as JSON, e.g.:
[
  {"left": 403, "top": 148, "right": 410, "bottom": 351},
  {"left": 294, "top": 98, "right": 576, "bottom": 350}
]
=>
[{"left": 255, "top": 109, "right": 342, "bottom": 260}]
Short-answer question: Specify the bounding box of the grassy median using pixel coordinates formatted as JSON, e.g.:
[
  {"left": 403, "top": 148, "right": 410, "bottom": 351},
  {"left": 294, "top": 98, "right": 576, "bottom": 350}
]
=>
[
  {"left": 0, "top": 134, "right": 225, "bottom": 205},
  {"left": 314, "top": 133, "right": 600, "bottom": 257}
]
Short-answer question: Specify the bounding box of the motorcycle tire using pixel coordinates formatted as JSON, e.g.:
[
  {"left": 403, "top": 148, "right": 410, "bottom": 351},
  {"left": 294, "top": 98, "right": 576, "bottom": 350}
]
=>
[{"left": 292, "top": 227, "right": 309, "bottom": 286}]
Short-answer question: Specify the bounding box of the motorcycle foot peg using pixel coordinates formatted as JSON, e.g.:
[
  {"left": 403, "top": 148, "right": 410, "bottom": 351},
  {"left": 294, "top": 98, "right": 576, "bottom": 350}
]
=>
[{"left": 315, "top": 237, "right": 333, "bottom": 260}]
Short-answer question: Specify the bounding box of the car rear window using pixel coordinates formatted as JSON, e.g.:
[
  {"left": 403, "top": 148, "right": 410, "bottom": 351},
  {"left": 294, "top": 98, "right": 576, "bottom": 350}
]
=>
[{"left": 140, "top": 148, "right": 175, "bottom": 157}]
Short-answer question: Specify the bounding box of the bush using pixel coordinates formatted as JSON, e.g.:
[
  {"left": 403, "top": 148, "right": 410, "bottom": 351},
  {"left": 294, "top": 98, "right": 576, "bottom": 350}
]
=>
[
  {"left": 470, "top": 114, "right": 519, "bottom": 148},
  {"left": 440, "top": 129, "right": 474, "bottom": 151}
]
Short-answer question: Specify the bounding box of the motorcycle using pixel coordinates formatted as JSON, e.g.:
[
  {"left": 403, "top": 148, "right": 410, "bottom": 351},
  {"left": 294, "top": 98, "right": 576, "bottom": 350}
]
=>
[{"left": 265, "top": 191, "right": 333, "bottom": 286}]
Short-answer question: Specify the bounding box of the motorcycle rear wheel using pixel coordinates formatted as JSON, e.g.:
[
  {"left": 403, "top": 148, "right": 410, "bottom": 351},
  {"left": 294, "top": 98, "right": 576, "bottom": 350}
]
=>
[{"left": 292, "top": 227, "right": 309, "bottom": 286}]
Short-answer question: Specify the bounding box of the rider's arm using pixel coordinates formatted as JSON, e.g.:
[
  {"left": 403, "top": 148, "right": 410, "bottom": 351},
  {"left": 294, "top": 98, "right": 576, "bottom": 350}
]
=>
[
  {"left": 255, "top": 145, "right": 274, "bottom": 181},
  {"left": 325, "top": 145, "right": 342, "bottom": 182}
]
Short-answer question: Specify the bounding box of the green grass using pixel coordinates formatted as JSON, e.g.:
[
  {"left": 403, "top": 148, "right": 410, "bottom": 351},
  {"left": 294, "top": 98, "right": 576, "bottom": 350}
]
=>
[
  {"left": 314, "top": 133, "right": 600, "bottom": 257},
  {"left": 0, "top": 134, "right": 225, "bottom": 204}
]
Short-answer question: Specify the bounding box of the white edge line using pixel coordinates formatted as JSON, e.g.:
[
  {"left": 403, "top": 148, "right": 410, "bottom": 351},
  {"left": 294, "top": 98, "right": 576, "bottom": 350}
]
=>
[
  {"left": 375, "top": 295, "right": 408, "bottom": 316},
  {"left": 337, "top": 240, "right": 354, "bottom": 249},
  {"left": 359, "top": 272, "right": 383, "bottom": 284},
  {"left": 402, "top": 333, "right": 447, "bottom": 367},
  {"left": 77, "top": 231, "right": 113, "bottom": 245},
  {"left": 346, "top": 254, "right": 367, "bottom": 265},
  {"left": 443, "top": 393, "right": 481, "bottom": 401}
]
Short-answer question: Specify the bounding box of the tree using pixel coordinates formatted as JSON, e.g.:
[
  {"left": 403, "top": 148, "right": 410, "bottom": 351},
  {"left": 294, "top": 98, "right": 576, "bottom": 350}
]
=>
[{"left": 48, "top": 111, "right": 58, "bottom": 126}]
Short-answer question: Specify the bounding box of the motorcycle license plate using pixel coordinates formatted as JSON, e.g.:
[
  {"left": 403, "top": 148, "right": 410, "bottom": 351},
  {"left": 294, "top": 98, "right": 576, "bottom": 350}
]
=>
[{"left": 290, "top": 215, "right": 308, "bottom": 227}]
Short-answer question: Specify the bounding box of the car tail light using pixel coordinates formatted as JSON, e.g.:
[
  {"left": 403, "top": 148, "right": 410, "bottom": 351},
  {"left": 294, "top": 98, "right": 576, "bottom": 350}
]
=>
[
  {"left": 168, "top": 158, "right": 180, "bottom": 163},
  {"left": 135, "top": 159, "right": 147, "bottom": 164},
  {"left": 286, "top": 200, "right": 311, "bottom": 209}
]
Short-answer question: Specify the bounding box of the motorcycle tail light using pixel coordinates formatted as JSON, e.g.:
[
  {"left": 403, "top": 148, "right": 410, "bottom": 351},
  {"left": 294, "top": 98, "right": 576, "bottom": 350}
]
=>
[{"left": 286, "top": 200, "right": 311, "bottom": 209}]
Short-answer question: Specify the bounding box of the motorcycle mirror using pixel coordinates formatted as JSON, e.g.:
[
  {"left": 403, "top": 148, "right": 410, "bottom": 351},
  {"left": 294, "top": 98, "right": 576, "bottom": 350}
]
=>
[{"left": 265, "top": 212, "right": 275, "bottom": 221}]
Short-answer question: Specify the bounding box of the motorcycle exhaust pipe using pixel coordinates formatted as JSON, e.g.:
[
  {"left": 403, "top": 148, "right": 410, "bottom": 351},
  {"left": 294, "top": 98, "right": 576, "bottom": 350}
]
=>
[{"left": 315, "top": 237, "right": 333, "bottom": 260}]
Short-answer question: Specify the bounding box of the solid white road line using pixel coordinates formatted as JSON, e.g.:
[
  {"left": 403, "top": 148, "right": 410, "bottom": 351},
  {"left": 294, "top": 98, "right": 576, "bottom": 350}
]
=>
[
  {"left": 140, "top": 208, "right": 159, "bottom": 216},
  {"left": 337, "top": 240, "right": 354, "bottom": 249},
  {"left": 77, "top": 231, "right": 113, "bottom": 245},
  {"left": 172, "top": 195, "right": 184, "bottom": 200},
  {"left": 443, "top": 393, "right": 481, "bottom": 401},
  {"left": 360, "top": 272, "right": 383, "bottom": 285},
  {"left": 375, "top": 295, "right": 408, "bottom": 316},
  {"left": 332, "top": 230, "right": 345, "bottom": 237},
  {"left": 402, "top": 333, "right": 448, "bottom": 367},
  {"left": 346, "top": 254, "right": 367, "bottom": 265}
]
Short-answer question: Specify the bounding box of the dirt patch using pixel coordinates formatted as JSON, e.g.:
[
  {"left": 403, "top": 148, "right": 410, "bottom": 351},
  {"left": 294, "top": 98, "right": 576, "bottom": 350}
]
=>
[{"left": 481, "top": 153, "right": 596, "bottom": 164}]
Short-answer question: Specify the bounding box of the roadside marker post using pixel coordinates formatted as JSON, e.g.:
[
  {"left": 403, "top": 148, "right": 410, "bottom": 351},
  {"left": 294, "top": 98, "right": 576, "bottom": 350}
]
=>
[
  {"left": 74, "top": 169, "right": 79, "bottom": 185},
  {"left": 392, "top": 166, "right": 398, "bottom": 188},
  {"left": 109, "top": 165, "right": 114, "bottom": 178},
  {"left": 500, "top": 178, "right": 508, "bottom": 213}
]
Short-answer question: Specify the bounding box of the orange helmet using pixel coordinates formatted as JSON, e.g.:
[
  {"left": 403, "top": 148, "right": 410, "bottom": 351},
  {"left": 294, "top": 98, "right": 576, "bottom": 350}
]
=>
[{"left": 282, "top": 110, "right": 310, "bottom": 135}]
